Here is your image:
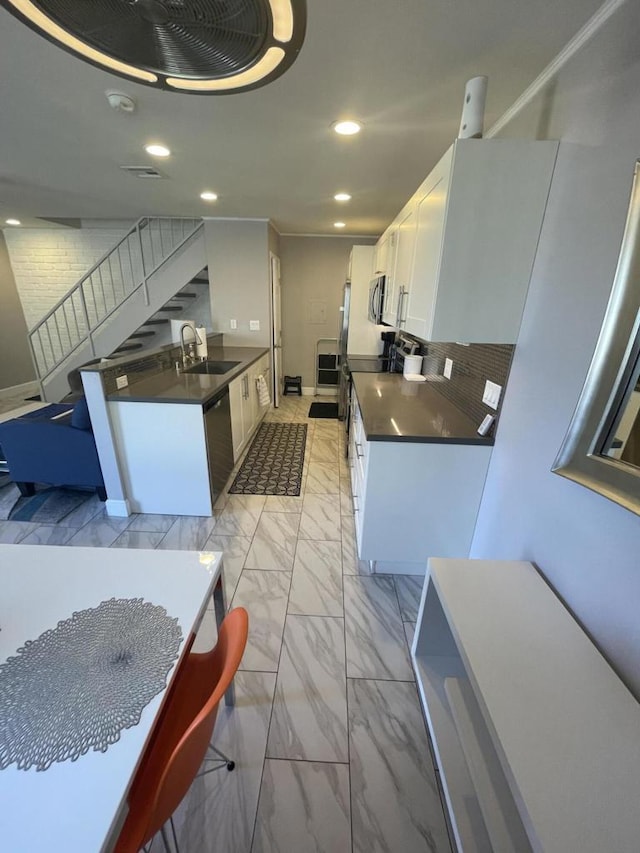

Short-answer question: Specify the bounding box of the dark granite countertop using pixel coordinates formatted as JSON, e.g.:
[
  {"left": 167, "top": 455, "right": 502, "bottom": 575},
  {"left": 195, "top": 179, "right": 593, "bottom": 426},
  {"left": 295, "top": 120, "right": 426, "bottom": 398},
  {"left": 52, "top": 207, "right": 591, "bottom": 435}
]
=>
[
  {"left": 103, "top": 345, "right": 269, "bottom": 405},
  {"left": 352, "top": 373, "right": 493, "bottom": 445}
]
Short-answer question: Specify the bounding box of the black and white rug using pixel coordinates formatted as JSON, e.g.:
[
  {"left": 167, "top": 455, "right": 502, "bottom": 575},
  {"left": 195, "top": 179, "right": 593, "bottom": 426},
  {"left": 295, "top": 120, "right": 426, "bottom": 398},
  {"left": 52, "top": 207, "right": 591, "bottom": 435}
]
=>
[{"left": 229, "top": 422, "right": 307, "bottom": 496}]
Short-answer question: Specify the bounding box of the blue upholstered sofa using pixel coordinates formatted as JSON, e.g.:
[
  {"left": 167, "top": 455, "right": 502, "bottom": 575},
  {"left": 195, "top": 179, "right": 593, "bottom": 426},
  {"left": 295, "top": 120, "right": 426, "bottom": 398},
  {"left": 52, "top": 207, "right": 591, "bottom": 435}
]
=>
[{"left": 0, "top": 397, "right": 106, "bottom": 500}]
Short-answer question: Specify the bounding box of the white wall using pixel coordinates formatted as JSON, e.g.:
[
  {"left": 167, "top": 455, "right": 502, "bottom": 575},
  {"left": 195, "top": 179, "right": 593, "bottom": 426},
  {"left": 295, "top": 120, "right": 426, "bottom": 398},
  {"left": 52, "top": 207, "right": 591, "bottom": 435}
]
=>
[
  {"left": 4, "top": 220, "right": 133, "bottom": 328},
  {"left": 471, "top": 0, "right": 640, "bottom": 696},
  {"left": 279, "top": 236, "right": 376, "bottom": 389},
  {"left": 204, "top": 219, "right": 271, "bottom": 348},
  {"left": 0, "top": 231, "right": 35, "bottom": 388}
]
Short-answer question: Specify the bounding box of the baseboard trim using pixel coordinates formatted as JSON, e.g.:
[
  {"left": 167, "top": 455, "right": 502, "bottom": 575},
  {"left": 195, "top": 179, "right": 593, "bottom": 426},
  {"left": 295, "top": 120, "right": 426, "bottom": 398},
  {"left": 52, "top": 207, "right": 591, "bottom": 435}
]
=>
[
  {"left": 0, "top": 380, "right": 39, "bottom": 401},
  {"left": 301, "top": 387, "right": 338, "bottom": 397},
  {"left": 372, "top": 560, "right": 426, "bottom": 576},
  {"left": 105, "top": 498, "right": 131, "bottom": 517}
]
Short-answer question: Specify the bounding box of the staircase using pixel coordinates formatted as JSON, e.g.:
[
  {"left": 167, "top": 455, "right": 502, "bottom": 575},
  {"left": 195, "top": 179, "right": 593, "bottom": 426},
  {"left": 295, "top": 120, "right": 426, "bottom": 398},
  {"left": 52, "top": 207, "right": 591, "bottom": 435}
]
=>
[
  {"left": 112, "top": 277, "right": 209, "bottom": 356},
  {"left": 28, "top": 217, "right": 207, "bottom": 401}
]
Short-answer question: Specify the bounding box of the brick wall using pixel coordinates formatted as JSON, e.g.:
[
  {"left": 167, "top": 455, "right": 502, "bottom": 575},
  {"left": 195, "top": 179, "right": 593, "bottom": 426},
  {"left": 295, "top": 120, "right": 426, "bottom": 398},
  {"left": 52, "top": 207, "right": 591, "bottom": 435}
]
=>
[{"left": 4, "top": 220, "right": 134, "bottom": 329}]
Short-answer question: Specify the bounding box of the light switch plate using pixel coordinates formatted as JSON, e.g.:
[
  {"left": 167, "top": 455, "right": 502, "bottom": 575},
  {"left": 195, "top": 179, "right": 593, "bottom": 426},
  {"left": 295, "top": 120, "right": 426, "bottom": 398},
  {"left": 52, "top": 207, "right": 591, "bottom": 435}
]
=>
[
  {"left": 116, "top": 374, "right": 128, "bottom": 389},
  {"left": 230, "top": 319, "right": 237, "bottom": 330},
  {"left": 483, "top": 380, "right": 502, "bottom": 410},
  {"left": 249, "top": 320, "right": 260, "bottom": 331},
  {"left": 444, "top": 358, "right": 453, "bottom": 379}
]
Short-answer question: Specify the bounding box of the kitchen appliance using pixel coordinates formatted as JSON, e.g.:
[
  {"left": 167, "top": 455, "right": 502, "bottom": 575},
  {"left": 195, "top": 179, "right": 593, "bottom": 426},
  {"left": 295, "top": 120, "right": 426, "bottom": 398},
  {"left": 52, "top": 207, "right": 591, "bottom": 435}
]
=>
[
  {"left": 338, "top": 265, "right": 388, "bottom": 419},
  {"left": 381, "top": 330, "right": 395, "bottom": 360},
  {"left": 368, "top": 274, "right": 386, "bottom": 324},
  {"left": 391, "top": 334, "right": 422, "bottom": 373},
  {"left": 203, "top": 386, "right": 234, "bottom": 498},
  {"left": 403, "top": 354, "right": 423, "bottom": 376},
  {"left": 337, "top": 280, "right": 352, "bottom": 421}
]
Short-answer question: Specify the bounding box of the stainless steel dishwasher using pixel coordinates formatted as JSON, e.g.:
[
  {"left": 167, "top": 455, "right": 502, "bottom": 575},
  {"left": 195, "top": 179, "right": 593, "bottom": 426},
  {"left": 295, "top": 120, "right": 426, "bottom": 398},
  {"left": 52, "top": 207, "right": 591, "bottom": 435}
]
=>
[{"left": 203, "top": 386, "right": 234, "bottom": 498}]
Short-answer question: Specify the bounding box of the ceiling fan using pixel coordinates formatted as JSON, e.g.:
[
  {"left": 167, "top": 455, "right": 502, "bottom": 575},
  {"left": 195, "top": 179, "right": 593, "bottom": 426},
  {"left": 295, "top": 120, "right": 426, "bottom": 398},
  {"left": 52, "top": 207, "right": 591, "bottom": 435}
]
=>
[{"left": 1, "top": 0, "right": 306, "bottom": 93}]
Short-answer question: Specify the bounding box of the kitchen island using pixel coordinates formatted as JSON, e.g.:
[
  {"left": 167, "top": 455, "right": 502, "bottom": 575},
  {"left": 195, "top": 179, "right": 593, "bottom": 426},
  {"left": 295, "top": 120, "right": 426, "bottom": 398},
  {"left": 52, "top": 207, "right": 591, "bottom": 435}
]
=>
[{"left": 80, "top": 339, "right": 270, "bottom": 517}]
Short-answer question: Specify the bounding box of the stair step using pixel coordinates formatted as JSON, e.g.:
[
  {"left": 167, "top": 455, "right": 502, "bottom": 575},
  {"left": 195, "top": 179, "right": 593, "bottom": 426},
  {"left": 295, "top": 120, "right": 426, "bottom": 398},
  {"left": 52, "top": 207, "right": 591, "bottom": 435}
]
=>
[
  {"left": 141, "top": 318, "right": 170, "bottom": 326},
  {"left": 114, "top": 343, "right": 144, "bottom": 353},
  {"left": 190, "top": 277, "right": 209, "bottom": 285},
  {"left": 157, "top": 305, "right": 184, "bottom": 312},
  {"left": 171, "top": 292, "right": 198, "bottom": 299},
  {"left": 129, "top": 331, "right": 156, "bottom": 338}
]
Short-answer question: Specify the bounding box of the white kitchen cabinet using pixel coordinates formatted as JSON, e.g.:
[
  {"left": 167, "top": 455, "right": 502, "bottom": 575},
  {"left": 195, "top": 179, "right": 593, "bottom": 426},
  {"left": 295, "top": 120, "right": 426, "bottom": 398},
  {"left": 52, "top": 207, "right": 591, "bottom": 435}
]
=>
[
  {"left": 346, "top": 245, "right": 378, "bottom": 355},
  {"left": 385, "top": 138, "right": 558, "bottom": 342},
  {"left": 229, "top": 373, "right": 248, "bottom": 460},
  {"left": 380, "top": 228, "right": 398, "bottom": 325},
  {"left": 402, "top": 147, "right": 453, "bottom": 338},
  {"left": 373, "top": 233, "right": 388, "bottom": 274},
  {"left": 347, "top": 391, "right": 491, "bottom": 574},
  {"left": 229, "top": 353, "right": 271, "bottom": 461},
  {"left": 391, "top": 203, "right": 419, "bottom": 329}
]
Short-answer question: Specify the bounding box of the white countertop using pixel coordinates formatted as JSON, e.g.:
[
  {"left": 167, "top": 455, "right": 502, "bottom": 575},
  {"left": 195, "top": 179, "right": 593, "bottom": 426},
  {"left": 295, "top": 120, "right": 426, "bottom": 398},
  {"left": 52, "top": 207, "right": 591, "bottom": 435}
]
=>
[{"left": 0, "top": 545, "right": 223, "bottom": 853}]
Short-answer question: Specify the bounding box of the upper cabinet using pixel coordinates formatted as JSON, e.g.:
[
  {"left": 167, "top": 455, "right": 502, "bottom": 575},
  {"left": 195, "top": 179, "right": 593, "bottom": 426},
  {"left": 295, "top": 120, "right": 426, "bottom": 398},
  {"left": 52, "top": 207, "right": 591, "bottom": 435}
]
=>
[
  {"left": 373, "top": 234, "right": 388, "bottom": 274},
  {"left": 380, "top": 228, "right": 398, "bottom": 325},
  {"left": 375, "top": 139, "right": 558, "bottom": 342}
]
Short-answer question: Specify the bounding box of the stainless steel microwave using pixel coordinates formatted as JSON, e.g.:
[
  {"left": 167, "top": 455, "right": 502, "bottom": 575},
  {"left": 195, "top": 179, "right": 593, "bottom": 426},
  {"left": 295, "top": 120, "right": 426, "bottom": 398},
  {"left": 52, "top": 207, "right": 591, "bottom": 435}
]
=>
[{"left": 368, "top": 274, "right": 386, "bottom": 324}]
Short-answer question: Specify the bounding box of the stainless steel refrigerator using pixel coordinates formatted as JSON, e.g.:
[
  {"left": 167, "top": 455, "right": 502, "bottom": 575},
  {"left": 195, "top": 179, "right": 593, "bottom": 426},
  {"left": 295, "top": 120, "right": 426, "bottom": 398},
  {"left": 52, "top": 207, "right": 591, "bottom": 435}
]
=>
[{"left": 337, "top": 280, "right": 351, "bottom": 420}]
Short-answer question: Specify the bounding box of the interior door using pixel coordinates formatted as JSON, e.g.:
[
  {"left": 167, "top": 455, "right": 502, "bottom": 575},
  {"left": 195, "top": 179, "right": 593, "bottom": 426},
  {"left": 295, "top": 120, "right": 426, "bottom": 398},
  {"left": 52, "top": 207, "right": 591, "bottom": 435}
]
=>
[{"left": 270, "top": 253, "right": 283, "bottom": 407}]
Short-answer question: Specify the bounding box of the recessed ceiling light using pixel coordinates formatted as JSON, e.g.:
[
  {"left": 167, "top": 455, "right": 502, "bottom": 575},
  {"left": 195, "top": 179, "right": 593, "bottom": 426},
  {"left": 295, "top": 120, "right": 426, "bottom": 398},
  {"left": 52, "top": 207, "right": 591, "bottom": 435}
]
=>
[
  {"left": 332, "top": 120, "right": 362, "bottom": 136},
  {"left": 334, "top": 193, "right": 351, "bottom": 202},
  {"left": 145, "top": 143, "right": 171, "bottom": 158},
  {"left": 334, "top": 222, "right": 346, "bottom": 229},
  {"left": 200, "top": 191, "right": 218, "bottom": 202},
  {"left": 5, "top": 218, "right": 21, "bottom": 226}
]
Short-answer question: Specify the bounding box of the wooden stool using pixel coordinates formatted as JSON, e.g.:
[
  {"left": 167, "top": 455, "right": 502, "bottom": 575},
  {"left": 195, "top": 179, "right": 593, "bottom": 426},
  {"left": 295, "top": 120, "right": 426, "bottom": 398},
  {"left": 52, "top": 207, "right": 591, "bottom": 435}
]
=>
[{"left": 283, "top": 375, "right": 302, "bottom": 396}]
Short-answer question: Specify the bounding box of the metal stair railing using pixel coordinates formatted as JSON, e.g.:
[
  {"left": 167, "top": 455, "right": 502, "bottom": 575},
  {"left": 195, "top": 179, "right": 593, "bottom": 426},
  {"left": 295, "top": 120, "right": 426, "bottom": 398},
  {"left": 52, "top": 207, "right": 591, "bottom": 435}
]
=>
[{"left": 28, "top": 216, "right": 203, "bottom": 381}]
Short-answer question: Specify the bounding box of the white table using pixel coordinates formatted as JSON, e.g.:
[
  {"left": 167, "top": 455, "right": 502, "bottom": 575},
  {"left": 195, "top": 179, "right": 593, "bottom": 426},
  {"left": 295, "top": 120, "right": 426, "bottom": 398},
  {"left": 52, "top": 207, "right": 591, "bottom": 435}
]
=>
[
  {"left": 0, "top": 544, "right": 229, "bottom": 853},
  {"left": 413, "top": 558, "right": 640, "bottom": 853}
]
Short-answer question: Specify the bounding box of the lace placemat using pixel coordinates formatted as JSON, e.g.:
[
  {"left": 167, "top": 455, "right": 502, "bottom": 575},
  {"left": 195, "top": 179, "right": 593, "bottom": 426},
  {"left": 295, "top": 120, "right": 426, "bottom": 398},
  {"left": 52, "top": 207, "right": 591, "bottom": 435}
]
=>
[{"left": 0, "top": 597, "right": 183, "bottom": 772}]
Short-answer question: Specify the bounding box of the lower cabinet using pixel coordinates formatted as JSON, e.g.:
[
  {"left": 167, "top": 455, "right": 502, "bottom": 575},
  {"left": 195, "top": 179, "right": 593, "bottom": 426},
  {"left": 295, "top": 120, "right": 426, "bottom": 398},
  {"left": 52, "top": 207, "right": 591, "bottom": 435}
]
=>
[
  {"left": 229, "top": 353, "right": 271, "bottom": 461},
  {"left": 348, "top": 393, "right": 491, "bottom": 573}
]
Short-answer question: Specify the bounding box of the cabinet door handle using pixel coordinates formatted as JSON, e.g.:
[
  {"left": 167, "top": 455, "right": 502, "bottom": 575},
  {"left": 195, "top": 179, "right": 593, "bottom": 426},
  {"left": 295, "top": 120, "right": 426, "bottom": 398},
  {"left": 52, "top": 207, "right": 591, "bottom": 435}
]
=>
[
  {"left": 356, "top": 442, "right": 364, "bottom": 458},
  {"left": 396, "top": 287, "right": 407, "bottom": 327}
]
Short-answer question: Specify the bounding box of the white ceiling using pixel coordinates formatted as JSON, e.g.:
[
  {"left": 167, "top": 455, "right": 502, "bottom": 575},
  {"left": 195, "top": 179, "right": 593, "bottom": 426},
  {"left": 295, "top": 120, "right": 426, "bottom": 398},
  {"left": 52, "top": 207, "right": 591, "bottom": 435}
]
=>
[{"left": 0, "top": 0, "right": 603, "bottom": 235}]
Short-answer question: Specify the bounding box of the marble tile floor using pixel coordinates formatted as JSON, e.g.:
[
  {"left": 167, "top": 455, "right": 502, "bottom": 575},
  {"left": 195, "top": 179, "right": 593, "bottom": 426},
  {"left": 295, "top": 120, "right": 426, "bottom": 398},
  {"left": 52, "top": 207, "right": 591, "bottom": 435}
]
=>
[{"left": 1, "top": 394, "right": 452, "bottom": 853}]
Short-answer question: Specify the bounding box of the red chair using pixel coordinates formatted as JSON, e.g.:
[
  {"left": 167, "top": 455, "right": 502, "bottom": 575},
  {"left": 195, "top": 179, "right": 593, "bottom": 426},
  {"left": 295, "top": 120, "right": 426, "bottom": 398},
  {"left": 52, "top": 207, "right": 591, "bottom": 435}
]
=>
[{"left": 114, "top": 607, "right": 249, "bottom": 853}]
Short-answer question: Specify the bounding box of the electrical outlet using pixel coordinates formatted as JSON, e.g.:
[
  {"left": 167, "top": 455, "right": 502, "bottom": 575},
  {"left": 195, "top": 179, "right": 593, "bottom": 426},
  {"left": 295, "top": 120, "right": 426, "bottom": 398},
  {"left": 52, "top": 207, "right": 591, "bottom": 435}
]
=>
[
  {"left": 483, "top": 380, "right": 502, "bottom": 410},
  {"left": 249, "top": 320, "right": 260, "bottom": 331},
  {"left": 444, "top": 358, "right": 453, "bottom": 379},
  {"left": 116, "top": 374, "right": 128, "bottom": 389},
  {"left": 230, "top": 319, "right": 237, "bottom": 330}
]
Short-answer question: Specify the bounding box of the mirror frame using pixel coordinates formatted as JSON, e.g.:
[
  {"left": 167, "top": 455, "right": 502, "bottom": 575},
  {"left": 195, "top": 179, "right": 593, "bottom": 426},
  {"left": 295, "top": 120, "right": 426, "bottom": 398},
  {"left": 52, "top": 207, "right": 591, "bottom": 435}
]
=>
[{"left": 553, "top": 160, "right": 640, "bottom": 515}]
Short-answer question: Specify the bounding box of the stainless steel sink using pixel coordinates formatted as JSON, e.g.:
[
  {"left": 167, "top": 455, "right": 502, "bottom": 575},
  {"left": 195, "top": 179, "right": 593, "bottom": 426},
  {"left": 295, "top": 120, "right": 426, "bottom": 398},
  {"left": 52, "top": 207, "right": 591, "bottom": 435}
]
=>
[{"left": 184, "top": 360, "right": 240, "bottom": 375}]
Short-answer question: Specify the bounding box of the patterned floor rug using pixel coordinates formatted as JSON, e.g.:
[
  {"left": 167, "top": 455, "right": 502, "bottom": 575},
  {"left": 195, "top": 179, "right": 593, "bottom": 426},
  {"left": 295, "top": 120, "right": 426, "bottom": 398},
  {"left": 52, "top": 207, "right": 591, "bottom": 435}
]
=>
[
  {"left": 9, "top": 486, "right": 94, "bottom": 523},
  {"left": 229, "top": 422, "right": 307, "bottom": 496}
]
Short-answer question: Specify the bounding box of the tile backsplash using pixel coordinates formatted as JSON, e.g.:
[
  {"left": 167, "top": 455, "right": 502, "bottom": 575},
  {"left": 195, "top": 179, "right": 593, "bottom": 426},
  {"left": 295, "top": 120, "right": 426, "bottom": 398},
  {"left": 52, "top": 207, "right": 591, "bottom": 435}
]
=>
[
  {"left": 418, "top": 341, "right": 514, "bottom": 426},
  {"left": 99, "top": 334, "right": 223, "bottom": 395}
]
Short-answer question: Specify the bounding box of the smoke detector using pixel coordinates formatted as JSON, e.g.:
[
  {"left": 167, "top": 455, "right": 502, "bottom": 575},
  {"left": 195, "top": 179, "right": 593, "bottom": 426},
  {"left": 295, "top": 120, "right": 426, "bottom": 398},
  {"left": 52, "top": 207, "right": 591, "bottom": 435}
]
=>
[{"left": 106, "top": 91, "right": 136, "bottom": 113}]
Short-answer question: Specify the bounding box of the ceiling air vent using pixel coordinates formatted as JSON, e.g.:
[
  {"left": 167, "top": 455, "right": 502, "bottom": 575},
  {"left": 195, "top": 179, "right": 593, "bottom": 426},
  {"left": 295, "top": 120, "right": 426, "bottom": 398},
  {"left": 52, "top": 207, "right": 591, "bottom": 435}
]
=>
[{"left": 120, "top": 166, "right": 166, "bottom": 179}]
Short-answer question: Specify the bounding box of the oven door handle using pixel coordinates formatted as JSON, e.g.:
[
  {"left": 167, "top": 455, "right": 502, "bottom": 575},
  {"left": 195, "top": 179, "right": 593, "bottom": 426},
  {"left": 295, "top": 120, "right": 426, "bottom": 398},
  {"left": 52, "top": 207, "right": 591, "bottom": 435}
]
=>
[{"left": 369, "top": 281, "right": 379, "bottom": 321}]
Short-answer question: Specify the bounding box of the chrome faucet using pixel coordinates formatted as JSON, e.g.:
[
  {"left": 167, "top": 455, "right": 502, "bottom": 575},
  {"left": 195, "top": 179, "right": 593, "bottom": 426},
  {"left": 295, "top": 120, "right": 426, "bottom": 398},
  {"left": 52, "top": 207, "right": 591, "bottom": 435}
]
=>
[{"left": 179, "top": 323, "right": 199, "bottom": 365}]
